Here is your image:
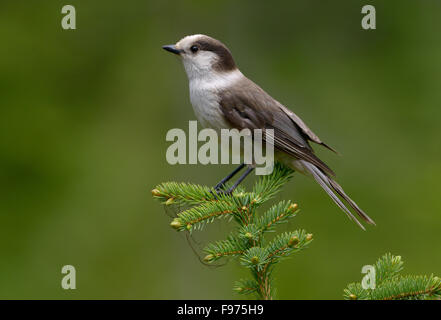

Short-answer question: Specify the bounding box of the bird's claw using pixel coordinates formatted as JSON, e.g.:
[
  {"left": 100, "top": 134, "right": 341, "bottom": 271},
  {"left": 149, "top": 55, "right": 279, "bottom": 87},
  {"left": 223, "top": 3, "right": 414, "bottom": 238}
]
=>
[{"left": 210, "top": 185, "right": 232, "bottom": 199}]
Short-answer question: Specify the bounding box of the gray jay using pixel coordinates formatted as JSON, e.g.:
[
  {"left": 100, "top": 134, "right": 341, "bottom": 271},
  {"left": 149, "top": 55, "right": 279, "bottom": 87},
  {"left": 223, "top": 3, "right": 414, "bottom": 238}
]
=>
[{"left": 163, "top": 34, "right": 375, "bottom": 229}]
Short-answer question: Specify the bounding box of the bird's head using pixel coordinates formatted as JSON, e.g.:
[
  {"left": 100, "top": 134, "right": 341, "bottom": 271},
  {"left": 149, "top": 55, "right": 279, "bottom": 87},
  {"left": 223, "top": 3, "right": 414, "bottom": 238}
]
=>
[{"left": 163, "top": 34, "right": 237, "bottom": 80}]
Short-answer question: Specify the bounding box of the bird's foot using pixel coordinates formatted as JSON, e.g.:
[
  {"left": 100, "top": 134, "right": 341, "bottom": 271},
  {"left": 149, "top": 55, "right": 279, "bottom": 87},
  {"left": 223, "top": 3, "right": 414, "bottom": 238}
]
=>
[{"left": 210, "top": 185, "right": 233, "bottom": 199}]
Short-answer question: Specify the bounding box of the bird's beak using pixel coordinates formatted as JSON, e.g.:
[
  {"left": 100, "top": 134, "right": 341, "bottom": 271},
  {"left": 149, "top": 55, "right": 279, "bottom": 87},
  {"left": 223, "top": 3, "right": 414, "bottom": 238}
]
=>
[{"left": 162, "top": 44, "right": 182, "bottom": 55}]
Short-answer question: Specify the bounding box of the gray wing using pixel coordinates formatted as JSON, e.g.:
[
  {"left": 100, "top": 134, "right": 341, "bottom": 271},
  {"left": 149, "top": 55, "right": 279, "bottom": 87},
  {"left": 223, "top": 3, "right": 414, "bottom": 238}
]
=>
[
  {"left": 277, "top": 104, "right": 338, "bottom": 154},
  {"left": 219, "top": 78, "right": 336, "bottom": 176}
]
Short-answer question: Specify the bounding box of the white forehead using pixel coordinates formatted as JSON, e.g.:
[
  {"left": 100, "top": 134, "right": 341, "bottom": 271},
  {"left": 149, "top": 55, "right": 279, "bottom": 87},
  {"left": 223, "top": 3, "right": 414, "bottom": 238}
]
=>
[{"left": 176, "top": 34, "right": 207, "bottom": 49}]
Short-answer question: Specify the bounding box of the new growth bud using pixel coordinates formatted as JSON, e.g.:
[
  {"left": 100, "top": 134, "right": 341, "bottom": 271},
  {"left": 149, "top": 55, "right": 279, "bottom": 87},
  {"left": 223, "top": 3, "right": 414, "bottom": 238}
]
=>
[
  {"left": 151, "top": 189, "right": 161, "bottom": 197},
  {"left": 170, "top": 219, "right": 182, "bottom": 229},
  {"left": 288, "top": 236, "right": 299, "bottom": 247}
]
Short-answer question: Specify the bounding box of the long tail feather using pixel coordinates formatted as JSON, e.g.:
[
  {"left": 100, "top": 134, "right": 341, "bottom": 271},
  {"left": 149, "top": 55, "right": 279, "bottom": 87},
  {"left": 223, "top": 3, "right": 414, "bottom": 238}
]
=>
[
  {"left": 327, "top": 179, "right": 376, "bottom": 226},
  {"left": 300, "top": 160, "right": 375, "bottom": 230}
]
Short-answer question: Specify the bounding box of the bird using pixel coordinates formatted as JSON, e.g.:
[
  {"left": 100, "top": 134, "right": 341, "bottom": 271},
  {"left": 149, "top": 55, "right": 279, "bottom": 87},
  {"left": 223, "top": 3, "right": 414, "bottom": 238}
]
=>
[{"left": 162, "top": 34, "right": 375, "bottom": 229}]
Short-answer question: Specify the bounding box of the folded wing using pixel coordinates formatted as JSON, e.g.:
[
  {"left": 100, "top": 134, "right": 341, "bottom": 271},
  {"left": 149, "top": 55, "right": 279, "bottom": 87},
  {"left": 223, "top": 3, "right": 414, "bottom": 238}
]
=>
[{"left": 219, "top": 78, "right": 336, "bottom": 177}]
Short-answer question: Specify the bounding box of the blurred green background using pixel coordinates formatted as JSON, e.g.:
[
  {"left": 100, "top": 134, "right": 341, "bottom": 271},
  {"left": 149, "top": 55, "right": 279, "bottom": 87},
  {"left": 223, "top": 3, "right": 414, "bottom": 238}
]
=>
[{"left": 0, "top": 0, "right": 440, "bottom": 299}]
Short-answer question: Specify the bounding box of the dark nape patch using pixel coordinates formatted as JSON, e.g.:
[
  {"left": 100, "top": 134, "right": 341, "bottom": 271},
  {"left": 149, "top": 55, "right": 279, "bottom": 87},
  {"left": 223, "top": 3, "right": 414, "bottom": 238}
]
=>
[{"left": 195, "top": 37, "right": 237, "bottom": 72}]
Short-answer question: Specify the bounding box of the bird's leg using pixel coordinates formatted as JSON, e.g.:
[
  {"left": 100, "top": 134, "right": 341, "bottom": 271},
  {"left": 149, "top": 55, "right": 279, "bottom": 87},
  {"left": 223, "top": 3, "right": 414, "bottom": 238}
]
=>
[
  {"left": 213, "top": 163, "right": 245, "bottom": 191},
  {"left": 226, "top": 166, "right": 255, "bottom": 194}
]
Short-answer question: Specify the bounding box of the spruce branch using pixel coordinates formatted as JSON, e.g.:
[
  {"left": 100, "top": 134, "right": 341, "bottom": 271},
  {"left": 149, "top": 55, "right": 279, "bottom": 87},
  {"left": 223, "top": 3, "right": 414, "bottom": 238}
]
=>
[
  {"left": 252, "top": 165, "right": 294, "bottom": 205},
  {"left": 374, "top": 252, "right": 403, "bottom": 286},
  {"left": 257, "top": 201, "right": 299, "bottom": 233},
  {"left": 344, "top": 253, "right": 441, "bottom": 300},
  {"left": 234, "top": 279, "right": 259, "bottom": 295},
  {"left": 371, "top": 275, "right": 441, "bottom": 300},
  {"left": 264, "top": 230, "right": 312, "bottom": 264},
  {"left": 152, "top": 182, "right": 216, "bottom": 205},
  {"left": 170, "top": 201, "right": 239, "bottom": 232},
  {"left": 152, "top": 163, "right": 313, "bottom": 299},
  {"left": 204, "top": 235, "right": 248, "bottom": 263}
]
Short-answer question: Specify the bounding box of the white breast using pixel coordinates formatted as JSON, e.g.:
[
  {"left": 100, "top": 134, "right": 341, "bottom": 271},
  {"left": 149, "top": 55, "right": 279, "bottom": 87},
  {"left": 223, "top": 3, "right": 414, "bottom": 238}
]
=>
[{"left": 188, "top": 70, "right": 243, "bottom": 131}]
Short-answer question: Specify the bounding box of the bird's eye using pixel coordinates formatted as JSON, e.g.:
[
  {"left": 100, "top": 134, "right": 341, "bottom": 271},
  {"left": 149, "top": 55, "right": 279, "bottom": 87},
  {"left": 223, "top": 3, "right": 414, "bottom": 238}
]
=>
[{"left": 190, "top": 45, "right": 199, "bottom": 53}]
